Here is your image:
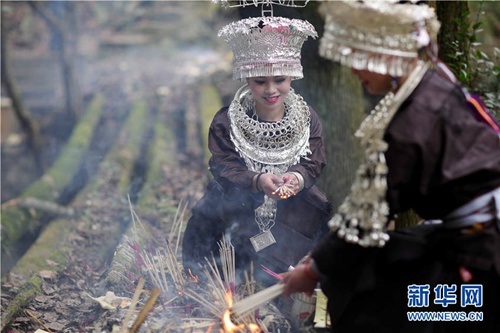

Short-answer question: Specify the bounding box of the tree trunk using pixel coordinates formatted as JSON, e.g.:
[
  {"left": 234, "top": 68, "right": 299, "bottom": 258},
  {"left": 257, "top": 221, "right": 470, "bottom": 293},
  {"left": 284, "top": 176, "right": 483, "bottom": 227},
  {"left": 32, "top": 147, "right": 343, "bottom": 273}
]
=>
[
  {"left": 29, "top": 1, "right": 83, "bottom": 123},
  {"left": 435, "top": 0, "right": 470, "bottom": 78},
  {"left": 1, "top": 7, "right": 44, "bottom": 173},
  {"left": 391, "top": 1, "right": 473, "bottom": 230},
  {"left": 297, "top": 2, "right": 365, "bottom": 211}
]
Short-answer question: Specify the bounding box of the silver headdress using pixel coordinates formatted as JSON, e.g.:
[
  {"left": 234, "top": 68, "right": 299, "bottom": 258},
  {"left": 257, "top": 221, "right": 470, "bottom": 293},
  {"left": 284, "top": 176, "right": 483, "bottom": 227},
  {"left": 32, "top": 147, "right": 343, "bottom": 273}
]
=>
[
  {"left": 213, "top": 1, "right": 310, "bottom": 7},
  {"left": 317, "top": 1, "right": 438, "bottom": 247},
  {"left": 218, "top": 16, "right": 317, "bottom": 80},
  {"left": 318, "top": 0, "right": 440, "bottom": 77}
]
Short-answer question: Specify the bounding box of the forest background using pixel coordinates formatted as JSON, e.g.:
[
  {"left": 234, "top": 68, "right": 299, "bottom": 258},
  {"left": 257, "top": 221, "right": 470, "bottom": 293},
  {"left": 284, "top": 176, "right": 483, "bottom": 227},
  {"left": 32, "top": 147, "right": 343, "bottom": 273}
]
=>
[{"left": 1, "top": 1, "right": 499, "bottom": 332}]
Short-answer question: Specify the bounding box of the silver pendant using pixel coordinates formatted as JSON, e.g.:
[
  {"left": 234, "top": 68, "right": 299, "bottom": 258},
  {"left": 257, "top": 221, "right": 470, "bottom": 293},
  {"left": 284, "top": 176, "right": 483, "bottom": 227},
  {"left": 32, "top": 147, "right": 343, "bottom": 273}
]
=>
[{"left": 250, "top": 230, "right": 276, "bottom": 252}]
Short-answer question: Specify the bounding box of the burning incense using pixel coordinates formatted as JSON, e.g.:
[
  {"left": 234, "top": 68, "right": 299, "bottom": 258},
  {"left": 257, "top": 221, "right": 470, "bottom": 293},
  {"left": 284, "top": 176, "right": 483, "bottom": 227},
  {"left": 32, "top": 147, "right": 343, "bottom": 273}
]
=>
[
  {"left": 219, "top": 235, "right": 236, "bottom": 293},
  {"left": 231, "top": 284, "right": 285, "bottom": 318},
  {"left": 271, "top": 175, "right": 296, "bottom": 199},
  {"left": 142, "top": 250, "right": 170, "bottom": 292},
  {"left": 261, "top": 265, "right": 283, "bottom": 280},
  {"left": 169, "top": 199, "right": 188, "bottom": 255},
  {"left": 184, "top": 237, "right": 237, "bottom": 318}
]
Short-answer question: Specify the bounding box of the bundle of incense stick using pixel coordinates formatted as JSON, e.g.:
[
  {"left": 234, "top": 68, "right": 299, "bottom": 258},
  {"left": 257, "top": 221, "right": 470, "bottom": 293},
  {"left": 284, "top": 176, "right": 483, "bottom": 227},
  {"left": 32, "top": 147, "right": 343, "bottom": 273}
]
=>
[
  {"left": 219, "top": 235, "right": 236, "bottom": 292},
  {"left": 231, "top": 283, "right": 285, "bottom": 318}
]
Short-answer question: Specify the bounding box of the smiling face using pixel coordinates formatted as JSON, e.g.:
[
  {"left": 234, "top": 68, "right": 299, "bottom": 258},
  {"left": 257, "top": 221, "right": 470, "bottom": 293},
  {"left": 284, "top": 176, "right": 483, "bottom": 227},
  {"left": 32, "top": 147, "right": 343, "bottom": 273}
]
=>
[
  {"left": 351, "top": 69, "right": 393, "bottom": 95},
  {"left": 246, "top": 76, "right": 292, "bottom": 121}
]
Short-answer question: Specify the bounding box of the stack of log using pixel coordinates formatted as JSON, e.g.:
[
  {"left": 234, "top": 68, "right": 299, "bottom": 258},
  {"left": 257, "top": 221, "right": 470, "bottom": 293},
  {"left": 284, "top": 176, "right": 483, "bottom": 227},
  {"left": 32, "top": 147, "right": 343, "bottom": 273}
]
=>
[{"left": 1, "top": 76, "right": 253, "bottom": 332}]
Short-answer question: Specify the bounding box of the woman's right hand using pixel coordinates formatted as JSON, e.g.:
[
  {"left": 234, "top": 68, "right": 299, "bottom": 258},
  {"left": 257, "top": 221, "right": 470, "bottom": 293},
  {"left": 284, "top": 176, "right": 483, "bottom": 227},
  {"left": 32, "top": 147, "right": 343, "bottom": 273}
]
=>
[
  {"left": 281, "top": 263, "right": 318, "bottom": 297},
  {"left": 257, "top": 173, "right": 284, "bottom": 200}
]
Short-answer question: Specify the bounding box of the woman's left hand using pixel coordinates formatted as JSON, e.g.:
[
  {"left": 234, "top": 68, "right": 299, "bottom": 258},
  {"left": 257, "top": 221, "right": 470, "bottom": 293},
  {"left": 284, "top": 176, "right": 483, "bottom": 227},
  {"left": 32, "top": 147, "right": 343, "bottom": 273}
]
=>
[{"left": 271, "top": 173, "right": 299, "bottom": 199}]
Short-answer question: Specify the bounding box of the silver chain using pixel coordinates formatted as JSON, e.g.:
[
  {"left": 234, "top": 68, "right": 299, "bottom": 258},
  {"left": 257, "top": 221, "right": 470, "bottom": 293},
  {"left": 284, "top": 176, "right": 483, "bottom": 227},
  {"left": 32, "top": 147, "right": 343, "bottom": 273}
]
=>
[{"left": 229, "top": 85, "right": 311, "bottom": 232}]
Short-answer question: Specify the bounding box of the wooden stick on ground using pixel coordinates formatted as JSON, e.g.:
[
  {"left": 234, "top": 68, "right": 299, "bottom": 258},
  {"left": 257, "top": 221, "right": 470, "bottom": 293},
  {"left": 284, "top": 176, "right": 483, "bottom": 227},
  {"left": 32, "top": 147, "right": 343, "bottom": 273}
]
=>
[
  {"left": 129, "top": 288, "right": 161, "bottom": 333},
  {"left": 120, "top": 277, "right": 146, "bottom": 333},
  {"left": 26, "top": 309, "right": 53, "bottom": 333},
  {"left": 1, "top": 197, "right": 74, "bottom": 216}
]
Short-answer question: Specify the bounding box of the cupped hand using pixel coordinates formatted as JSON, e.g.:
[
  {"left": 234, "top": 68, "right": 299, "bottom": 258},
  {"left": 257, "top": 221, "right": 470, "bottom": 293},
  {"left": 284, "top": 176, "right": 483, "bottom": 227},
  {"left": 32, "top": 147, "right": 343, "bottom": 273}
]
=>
[
  {"left": 281, "top": 173, "right": 300, "bottom": 196},
  {"left": 259, "top": 173, "right": 284, "bottom": 200},
  {"left": 270, "top": 173, "right": 298, "bottom": 200}
]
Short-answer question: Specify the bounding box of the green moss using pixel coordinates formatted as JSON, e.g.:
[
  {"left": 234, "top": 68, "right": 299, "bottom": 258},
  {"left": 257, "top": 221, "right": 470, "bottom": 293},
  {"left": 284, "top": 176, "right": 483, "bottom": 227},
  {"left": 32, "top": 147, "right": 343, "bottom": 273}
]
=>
[
  {"left": 1, "top": 209, "right": 38, "bottom": 253},
  {"left": 1, "top": 94, "right": 105, "bottom": 254},
  {"left": 24, "top": 94, "right": 105, "bottom": 198},
  {"left": 102, "top": 100, "right": 149, "bottom": 190},
  {"left": 146, "top": 118, "right": 175, "bottom": 182},
  {"left": 10, "top": 218, "right": 70, "bottom": 279},
  {"left": 1, "top": 276, "right": 43, "bottom": 330},
  {"left": 81, "top": 99, "right": 150, "bottom": 195}
]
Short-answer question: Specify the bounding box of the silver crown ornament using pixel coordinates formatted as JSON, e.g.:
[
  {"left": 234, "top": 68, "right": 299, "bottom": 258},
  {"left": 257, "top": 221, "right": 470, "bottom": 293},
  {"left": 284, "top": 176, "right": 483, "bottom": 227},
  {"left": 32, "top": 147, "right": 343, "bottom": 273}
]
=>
[
  {"left": 218, "top": 16, "right": 317, "bottom": 81},
  {"left": 319, "top": 0, "right": 440, "bottom": 77}
]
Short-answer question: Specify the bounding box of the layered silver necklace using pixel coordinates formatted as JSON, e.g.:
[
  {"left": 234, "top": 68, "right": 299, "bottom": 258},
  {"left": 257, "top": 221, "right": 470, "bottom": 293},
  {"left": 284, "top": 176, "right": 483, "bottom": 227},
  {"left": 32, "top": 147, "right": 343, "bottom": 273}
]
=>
[
  {"left": 228, "top": 85, "right": 311, "bottom": 252},
  {"left": 328, "top": 60, "right": 429, "bottom": 247}
]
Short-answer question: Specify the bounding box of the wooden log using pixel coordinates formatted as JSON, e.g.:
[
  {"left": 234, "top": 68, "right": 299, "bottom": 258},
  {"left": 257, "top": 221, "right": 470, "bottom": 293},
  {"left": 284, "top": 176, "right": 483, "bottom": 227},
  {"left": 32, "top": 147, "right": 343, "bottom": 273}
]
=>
[
  {"left": 1, "top": 197, "right": 75, "bottom": 216},
  {"left": 136, "top": 97, "right": 177, "bottom": 219},
  {"left": 7, "top": 100, "right": 148, "bottom": 280},
  {"left": 1, "top": 94, "right": 104, "bottom": 259},
  {"left": 78, "top": 99, "right": 149, "bottom": 196},
  {"left": 1, "top": 99, "right": 150, "bottom": 331},
  {"left": 104, "top": 82, "right": 225, "bottom": 293},
  {"left": 0, "top": 274, "right": 44, "bottom": 332},
  {"left": 104, "top": 96, "right": 176, "bottom": 287}
]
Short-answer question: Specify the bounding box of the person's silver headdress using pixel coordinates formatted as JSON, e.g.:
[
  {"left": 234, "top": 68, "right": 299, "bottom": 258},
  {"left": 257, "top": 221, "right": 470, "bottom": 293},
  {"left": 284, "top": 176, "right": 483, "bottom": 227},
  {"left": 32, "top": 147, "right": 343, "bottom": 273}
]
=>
[
  {"left": 318, "top": 0, "right": 440, "bottom": 77},
  {"left": 213, "top": 1, "right": 310, "bottom": 7},
  {"left": 218, "top": 16, "right": 317, "bottom": 81},
  {"left": 215, "top": 0, "right": 317, "bottom": 81},
  {"left": 318, "top": 1, "right": 439, "bottom": 247}
]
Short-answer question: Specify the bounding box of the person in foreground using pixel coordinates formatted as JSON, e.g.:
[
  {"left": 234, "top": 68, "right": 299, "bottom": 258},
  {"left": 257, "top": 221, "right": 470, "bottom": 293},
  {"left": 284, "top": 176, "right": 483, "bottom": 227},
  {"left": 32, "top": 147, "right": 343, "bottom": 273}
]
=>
[
  {"left": 282, "top": 1, "right": 500, "bottom": 332},
  {"left": 182, "top": 15, "right": 331, "bottom": 286}
]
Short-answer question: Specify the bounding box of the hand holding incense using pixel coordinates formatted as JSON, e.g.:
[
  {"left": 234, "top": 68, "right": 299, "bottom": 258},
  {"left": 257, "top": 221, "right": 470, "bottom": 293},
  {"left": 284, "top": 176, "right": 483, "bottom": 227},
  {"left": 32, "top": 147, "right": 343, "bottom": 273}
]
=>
[
  {"left": 230, "top": 283, "right": 285, "bottom": 318},
  {"left": 272, "top": 175, "right": 297, "bottom": 199}
]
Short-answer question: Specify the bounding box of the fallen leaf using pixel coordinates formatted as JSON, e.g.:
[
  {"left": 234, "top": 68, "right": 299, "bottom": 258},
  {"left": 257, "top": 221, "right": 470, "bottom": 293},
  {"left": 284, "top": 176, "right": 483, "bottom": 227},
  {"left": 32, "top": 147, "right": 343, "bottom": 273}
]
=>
[
  {"left": 88, "top": 291, "right": 131, "bottom": 310},
  {"left": 48, "top": 321, "right": 65, "bottom": 331},
  {"left": 39, "top": 270, "right": 57, "bottom": 280},
  {"left": 46, "top": 259, "right": 58, "bottom": 267}
]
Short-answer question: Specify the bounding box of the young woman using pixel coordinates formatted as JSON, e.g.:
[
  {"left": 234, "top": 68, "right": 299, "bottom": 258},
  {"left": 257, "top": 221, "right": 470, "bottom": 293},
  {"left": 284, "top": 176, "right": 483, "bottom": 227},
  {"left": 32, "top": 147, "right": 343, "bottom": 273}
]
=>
[
  {"left": 282, "top": 1, "right": 500, "bottom": 332},
  {"left": 182, "top": 16, "right": 331, "bottom": 286}
]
